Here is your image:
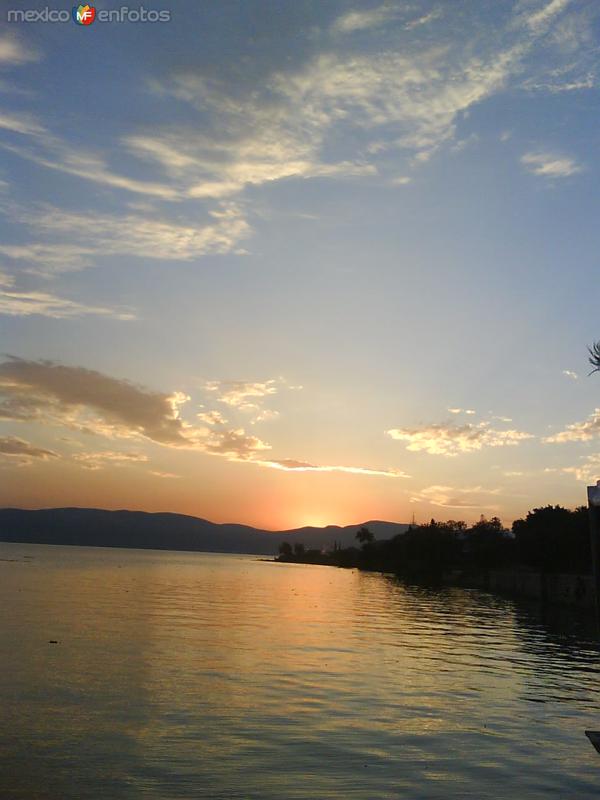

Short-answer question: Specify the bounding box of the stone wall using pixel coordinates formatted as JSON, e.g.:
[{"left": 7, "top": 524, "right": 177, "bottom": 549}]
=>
[{"left": 444, "top": 569, "right": 595, "bottom": 609}]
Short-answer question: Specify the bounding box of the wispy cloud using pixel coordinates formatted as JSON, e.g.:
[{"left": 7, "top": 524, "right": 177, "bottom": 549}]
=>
[
  {"left": 405, "top": 8, "right": 443, "bottom": 30},
  {"left": 0, "top": 0, "right": 586, "bottom": 208},
  {"left": 205, "top": 379, "right": 281, "bottom": 411},
  {"left": 331, "top": 5, "right": 400, "bottom": 34},
  {"left": 0, "top": 242, "right": 93, "bottom": 273},
  {"left": 0, "top": 435, "right": 58, "bottom": 466},
  {"left": 0, "top": 273, "right": 135, "bottom": 319},
  {"left": 135, "top": 28, "right": 530, "bottom": 198},
  {"left": 2, "top": 202, "right": 250, "bottom": 275},
  {"left": 73, "top": 451, "right": 149, "bottom": 471},
  {"left": 562, "top": 369, "right": 579, "bottom": 380},
  {"left": 410, "top": 483, "right": 501, "bottom": 509},
  {"left": 387, "top": 420, "right": 533, "bottom": 456},
  {"left": 0, "top": 34, "right": 41, "bottom": 67},
  {"left": 256, "top": 458, "right": 409, "bottom": 478},
  {"left": 0, "top": 110, "right": 46, "bottom": 136},
  {"left": 197, "top": 409, "right": 228, "bottom": 426},
  {"left": 521, "top": 150, "right": 582, "bottom": 177},
  {"left": 523, "top": 0, "right": 572, "bottom": 33},
  {"left": 562, "top": 452, "right": 600, "bottom": 482},
  {"left": 544, "top": 408, "right": 600, "bottom": 443}
]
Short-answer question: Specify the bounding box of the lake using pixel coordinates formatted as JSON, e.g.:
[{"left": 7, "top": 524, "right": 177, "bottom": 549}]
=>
[{"left": 1, "top": 542, "right": 600, "bottom": 799}]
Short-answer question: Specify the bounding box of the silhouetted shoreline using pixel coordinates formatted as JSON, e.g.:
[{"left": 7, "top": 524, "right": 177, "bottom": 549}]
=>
[{"left": 275, "top": 507, "right": 595, "bottom": 609}]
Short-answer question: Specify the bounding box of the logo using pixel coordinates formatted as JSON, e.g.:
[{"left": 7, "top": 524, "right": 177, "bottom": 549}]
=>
[{"left": 72, "top": 4, "right": 95, "bottom": 24}]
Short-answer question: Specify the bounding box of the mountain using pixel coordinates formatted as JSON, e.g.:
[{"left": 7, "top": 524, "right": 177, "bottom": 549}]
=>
[{"left": 0, "top": 508, "right": 409, "bottom": 555}]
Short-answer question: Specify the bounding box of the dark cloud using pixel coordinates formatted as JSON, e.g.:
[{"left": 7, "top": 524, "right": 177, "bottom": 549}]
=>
[{"left": 0, "top": 357, "right": 190, "bottom": 445}]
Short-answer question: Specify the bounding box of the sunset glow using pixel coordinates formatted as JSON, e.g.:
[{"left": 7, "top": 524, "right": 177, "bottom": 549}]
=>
[{"left": 1, "top": 2, "right": 599, "bottom": 528}]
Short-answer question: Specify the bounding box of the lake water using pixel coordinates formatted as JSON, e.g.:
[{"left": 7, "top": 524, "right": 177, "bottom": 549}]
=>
[{"left": 2, "top": 543, "right": 600, "bottom": 799}]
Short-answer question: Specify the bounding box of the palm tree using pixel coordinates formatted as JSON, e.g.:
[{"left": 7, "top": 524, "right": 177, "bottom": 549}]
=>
[
  {"left": 356, "top": 526, "right": 374, "bottom": 545},
  {"left": 588, "top": 341, "right": 600, "bottom": 375}
]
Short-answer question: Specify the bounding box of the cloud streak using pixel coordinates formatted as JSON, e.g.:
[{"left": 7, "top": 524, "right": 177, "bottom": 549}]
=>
[
  {"left": 0, "top": 273, "right": 135, "bottom": 319},
  {"left": 258, "top": 458, "right": 409, "bottom": 478}
]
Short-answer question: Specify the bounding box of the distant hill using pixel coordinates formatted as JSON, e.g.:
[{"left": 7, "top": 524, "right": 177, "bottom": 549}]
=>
[{"left": 0, "top": 508, "right": 409, "bottom": 555}]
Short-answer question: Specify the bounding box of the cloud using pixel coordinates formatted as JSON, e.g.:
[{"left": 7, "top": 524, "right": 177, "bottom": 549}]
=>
[
  {"left": 73, "top": 451, "right": 149, "bottom": 471},
  {"left": 256, "top": 458, "right": 410, "bottom": 478},
  {"left": 405, "top": 9, "right": 443, "bottom": 30},
  {"left": 0, "top": 110, "right": 46, "bottom": 136},
  {"left": 521, "top": 151, "right": 582, "bottom": 177},
  {"left": 562, "top": 453, "right": 600, "bottom": 483},
  {"left": 0, "top": 275, "right": 135, "bottom": 319},
  {"left": 0, "top": 357, "right": 273, "bottom": 464},
  {"left": 331, "top": 6, "right": 400, "bottom": 34},
  {"left": 0, "top": 357, "right": 411, "bottom": 479},
  {"left": 387, "top": 420, "right": 533, "bottom": 455},
  {"left": 390, "top": 175, "right": 412, "bottom": 186},
  {"left": 410, "top": 484, "right": 501, "bottom": 509},
  {"left": 148, "top": 470, "right": 180, "bottom": 479},
  {"left": 33, "top": 203, "right": 250, "bottom": 262},
  {"left": 562, "top": 369, "right": 578, "bottom": 380},
  {"left": 251, "top": 409, "right": 280, "bottom": 424},
  {"left": 0, "top": 1, "right": 585, "bottom": 208},
  {"left": 2, "top": 202, "right": 250, "bottom": 275},
  {"left": 0, "top": 243, "right": 94, "bottom": 273},
  {"left": 203, "top": 427, "right": 271, "bottom": 459},
  {"left": 0, "top": 357, "right": 194, "bottom": 445},
  {"left": 0, "top": 435, "right": 58, "bottom": 466},
  {"left": 0, "top": 0, "right": 588, "bottom": 211},
  {"left": 135, "top": 27, "right": 530, "bottom": 199},
  {"left": 205, "top": 379, "right": 281, "bottom": 411},
  {"left": 524, "top": 0, "right": 572, "bottom": 33},
  {"left": 0, "top": 35, "right": 40, "bottom": 67},
  {"left": 544, "top": 408, "right": 600, "bottom": 443},
  {"left": 197, "top": 409, "right": 228, "bottom": 426},
  {"left": 0, "top": 135, "right": 179, "bottom": 200}
]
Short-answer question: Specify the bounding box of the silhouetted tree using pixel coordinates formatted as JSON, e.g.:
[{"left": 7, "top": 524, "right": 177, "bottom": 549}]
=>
[
  {"left": 356, "top": 526, "right": 374, "bottom": 545},
  {"left": 278, "top": 541, "right": 292, "bottom": 558},
  {"left": 512, "top": 505, "right": 590, "bottom": 573},
  {"left": 293, "top": 542, "right": 305, "bottom": 557},
  {"left": 466, "top": 515, "right": 511, "bottom": 567},
  {"left": 588, "top": 341, "right": 600, "bottom": 374}
]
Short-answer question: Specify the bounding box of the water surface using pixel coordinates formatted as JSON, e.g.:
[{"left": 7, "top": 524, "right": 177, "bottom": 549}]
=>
[{"left": 1, "top": 543, "right": 600, "bottom": 798}]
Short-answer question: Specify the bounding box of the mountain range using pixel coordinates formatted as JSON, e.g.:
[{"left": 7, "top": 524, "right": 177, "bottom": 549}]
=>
[{"left": 0, "top": 508, "right": 409, "bottom": 555}]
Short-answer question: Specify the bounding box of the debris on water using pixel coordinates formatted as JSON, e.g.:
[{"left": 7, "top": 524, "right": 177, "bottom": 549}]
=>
[{"left": 48, "top": 640, "right": 58, "bottom": 644}]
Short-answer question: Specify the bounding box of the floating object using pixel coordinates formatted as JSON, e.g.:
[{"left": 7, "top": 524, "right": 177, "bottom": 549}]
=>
[{"left": 585, "top": 731, "right": 600, "bottom": 754}]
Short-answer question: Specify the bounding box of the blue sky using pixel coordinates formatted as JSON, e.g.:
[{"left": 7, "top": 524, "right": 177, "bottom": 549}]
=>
[{"left": 0, "top": 0, "right": 599, "bottom": 528}]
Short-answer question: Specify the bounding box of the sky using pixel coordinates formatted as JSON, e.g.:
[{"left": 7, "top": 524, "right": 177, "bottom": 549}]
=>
[{"left": 0, "top": 0, "right": 599, "bottom": 530}]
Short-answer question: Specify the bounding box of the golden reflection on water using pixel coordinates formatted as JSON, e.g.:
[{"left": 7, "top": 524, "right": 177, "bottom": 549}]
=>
[{"left": 1, "top": 544, "right": 600, "bottom": 799}]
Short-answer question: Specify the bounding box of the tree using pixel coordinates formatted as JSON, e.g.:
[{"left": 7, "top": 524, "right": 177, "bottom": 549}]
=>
[
  {"left": 356, "top": 526, "right": 374, "bottom": 545},
  {"left": 293, "top": 542, "right": 305, "bottom": 557},
  {"left": 589, "top": 341, "right": 600, "bottom": 374},
  {"left": 466, "top": 516, "right": 510, "bottom": 567},
  {"left": 278, "top": 541, "right": 292, "bottom": 558},
  {"left": 512, "top": 505, "right": 590, "bottom": 573}
]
